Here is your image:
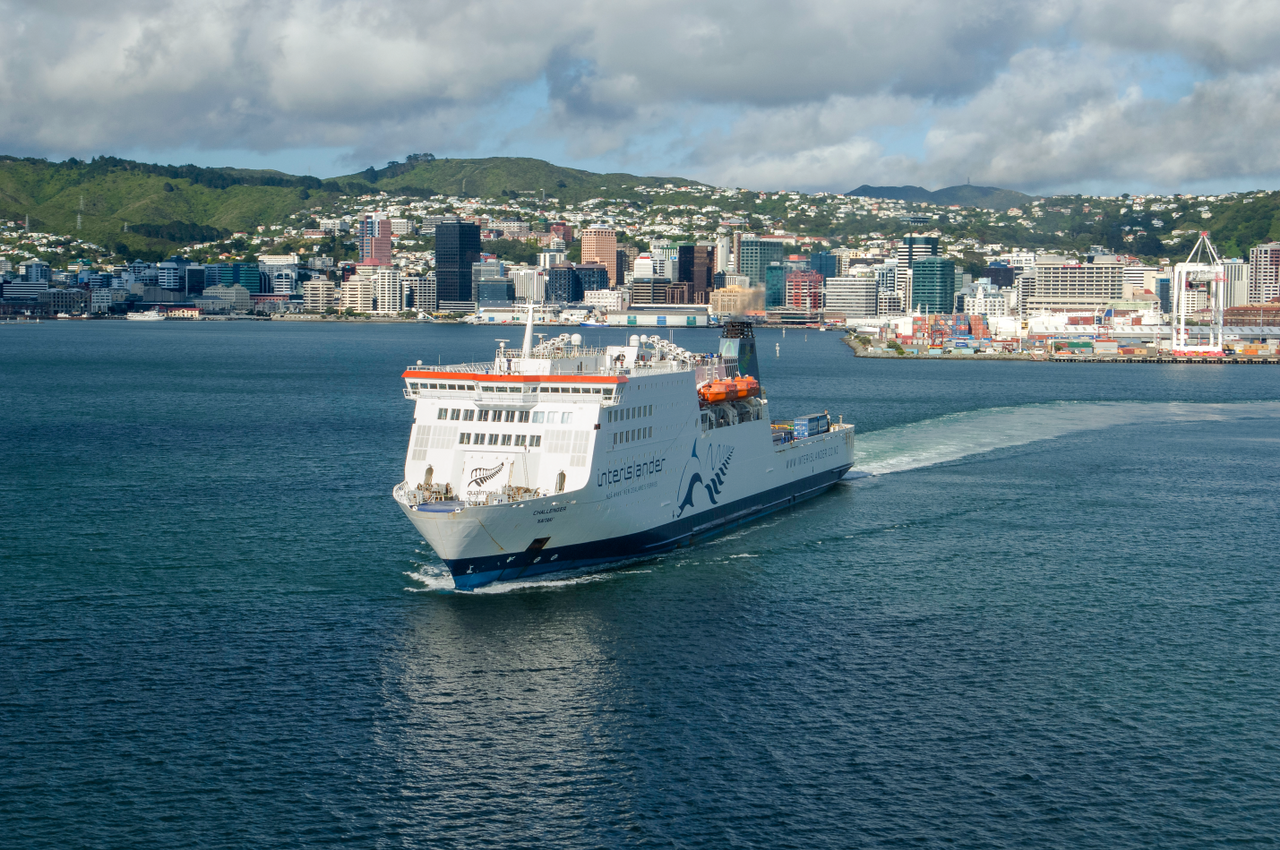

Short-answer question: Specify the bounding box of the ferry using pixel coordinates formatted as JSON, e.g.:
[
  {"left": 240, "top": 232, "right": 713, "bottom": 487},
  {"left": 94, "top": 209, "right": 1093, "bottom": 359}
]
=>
[
  {"left": 126, "top": 309, "right": 166, "bottom": 321},
  {"left": 392, "top": 311, "right": 855, "bottom": 589}
]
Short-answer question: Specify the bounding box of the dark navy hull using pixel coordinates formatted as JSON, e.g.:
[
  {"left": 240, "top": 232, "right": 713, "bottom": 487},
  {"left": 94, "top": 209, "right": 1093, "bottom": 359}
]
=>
[{"left": 446, "top": 465, "right": 852, "bottom": 590}]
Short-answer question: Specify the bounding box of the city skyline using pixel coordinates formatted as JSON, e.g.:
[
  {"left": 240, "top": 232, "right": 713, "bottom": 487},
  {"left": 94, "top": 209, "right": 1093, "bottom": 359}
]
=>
[{"left": 6, "top": 1, "right": 1280, "bottom": 196}]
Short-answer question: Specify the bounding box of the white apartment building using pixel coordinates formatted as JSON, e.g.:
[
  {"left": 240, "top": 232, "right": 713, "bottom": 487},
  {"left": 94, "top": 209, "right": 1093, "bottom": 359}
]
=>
[
  {"left": 1222, "top": 259, "right": 1250, "bottom": 307},
  {"left": 953, "top": 280, "right": 1015, "bottom": 316},
  {"left": 823, "top": 268, "right": 878, "bottom": 317},
  {"left": 341, "top": 276, "right": 375, "bottom": 313},
  {"left": 1021, "top": 257, "right": 1125, "bottom": 314},
  {"left": 584, "top": 289, "right": 626, "bottom": 311},
  {"left": 1247, "top": 243, "right": 1280, "bottom": 303},
  {"left": 303, "top": 278, "right": 335, "bottom": 312},
  {"left": 512, "top": 268, "right": 546, "bottom": 302},
  {"left": 404, "top": 274, "right": 436, "bottom": 312}
]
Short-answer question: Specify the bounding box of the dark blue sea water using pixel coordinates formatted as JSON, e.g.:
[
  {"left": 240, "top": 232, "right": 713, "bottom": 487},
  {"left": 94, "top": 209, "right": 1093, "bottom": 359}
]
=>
[{"left": 3, "top": 321, "right": 1279, "bottom": 848}]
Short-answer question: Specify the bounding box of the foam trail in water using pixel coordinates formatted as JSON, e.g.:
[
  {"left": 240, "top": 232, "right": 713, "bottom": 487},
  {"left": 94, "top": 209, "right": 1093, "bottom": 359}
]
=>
[
  {"left": 406, "top": 562, "right": 652, "bottom": 594},
  {"left": 850, "top": 400, "right": 1280, "bottom": 477}
]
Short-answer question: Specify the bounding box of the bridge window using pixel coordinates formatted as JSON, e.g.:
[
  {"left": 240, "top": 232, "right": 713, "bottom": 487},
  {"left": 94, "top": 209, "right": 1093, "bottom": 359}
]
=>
[
  {"left": 501, "top": 434, "right": 513, "bottom": 446},
  {"left": 438, "top": 408, "right": 448, "bottom": 420},
  {"left": 478, "top": 410, "right": 490, "bottom": 422},
  {"left": 488, "top": 434, "right": 500, "bottom": 445},
  {"left": 463, "top": 409, "right": 475, "bottom": 421},
  {"left": 519, "top": 411, "right": 531, "bottom": 423},
  {"left": 504, "top": 410, "right": 516, "bottom": 422},
  {"left": 458, "top": 433, "right": 471, "bottom": 445},
  {"left": 530, "top": 436, "right": 542, "bottom": 447},
  {"left": 515, "top": 435, "right": 527, "bottom": 446},
  {"left": 532, "top": 411, "right": 545, "bottom": 424},
  {"left": 449, "top": 409, "right": 461, "bottom": 420}
]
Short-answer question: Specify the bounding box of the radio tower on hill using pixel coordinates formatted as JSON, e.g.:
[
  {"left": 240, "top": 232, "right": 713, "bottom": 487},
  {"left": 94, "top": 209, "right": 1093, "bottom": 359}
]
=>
[{"left": 1171, "top": 231, "right": 1226, "bottom": 355}]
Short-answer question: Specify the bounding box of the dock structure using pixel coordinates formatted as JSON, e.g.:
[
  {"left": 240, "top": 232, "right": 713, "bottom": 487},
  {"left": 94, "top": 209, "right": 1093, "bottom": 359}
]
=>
[{"left": 1051, "top": 354, "right": 1278, "bottom": 365}]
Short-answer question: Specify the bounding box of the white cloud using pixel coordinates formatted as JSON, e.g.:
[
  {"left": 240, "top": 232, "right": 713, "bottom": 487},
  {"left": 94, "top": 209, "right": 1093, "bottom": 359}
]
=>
[{"left": 3, "top": 0, "right": 1280, "bottom": 192}]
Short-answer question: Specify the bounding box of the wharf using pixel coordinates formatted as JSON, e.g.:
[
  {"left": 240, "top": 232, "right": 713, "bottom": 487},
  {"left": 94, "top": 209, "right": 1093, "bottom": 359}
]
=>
[
  {"left": 1052, "top": 354, "right": 1279, "bottom": 365},
  {"left": 845, "top": 336, "right": 1279, "bottom": 364}
]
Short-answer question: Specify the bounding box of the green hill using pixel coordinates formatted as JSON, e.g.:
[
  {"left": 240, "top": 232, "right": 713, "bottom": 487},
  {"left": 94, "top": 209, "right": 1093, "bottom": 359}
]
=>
[
  {"left": 0, "top": 154, "right": 702, "bottom": 254},
  {"left": 848, "top": 183, "right": 1036, "bottom": 210},
  {"left": 333, "top": 154, "right": 703, "bottom": 203},
  {"left": 0, "top": 155, "right": 337, "bottom": 253}
]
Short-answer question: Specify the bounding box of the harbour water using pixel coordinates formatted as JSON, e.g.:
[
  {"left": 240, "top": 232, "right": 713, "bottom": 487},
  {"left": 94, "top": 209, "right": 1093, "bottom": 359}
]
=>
[{"left": 3, "top": 322, "right": 1279, "bottom": 848}]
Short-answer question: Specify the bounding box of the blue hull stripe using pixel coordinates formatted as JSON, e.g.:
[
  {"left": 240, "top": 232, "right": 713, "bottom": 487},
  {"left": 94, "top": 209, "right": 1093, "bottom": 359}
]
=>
[{"left": 446, "top": 465, "right": 852, "bottom": 589}]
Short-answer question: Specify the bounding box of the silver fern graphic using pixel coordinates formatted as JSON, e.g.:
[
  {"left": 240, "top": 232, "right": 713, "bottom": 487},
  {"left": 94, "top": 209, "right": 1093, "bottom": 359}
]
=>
[{"left": 468, "top": 463, "right": 505, "bottom": 487}]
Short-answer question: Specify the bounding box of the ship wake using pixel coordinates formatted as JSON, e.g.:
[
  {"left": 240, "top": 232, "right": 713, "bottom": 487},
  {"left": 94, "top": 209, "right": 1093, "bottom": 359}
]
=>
[{"left": 848, "top": 400, "right": 1280, "bottom": 477}]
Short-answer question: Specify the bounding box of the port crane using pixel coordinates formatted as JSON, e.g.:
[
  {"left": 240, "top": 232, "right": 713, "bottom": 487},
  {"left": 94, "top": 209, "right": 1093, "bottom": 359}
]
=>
[{"left": 1170, "top": 231, "right": 1226, "bottom": 356}]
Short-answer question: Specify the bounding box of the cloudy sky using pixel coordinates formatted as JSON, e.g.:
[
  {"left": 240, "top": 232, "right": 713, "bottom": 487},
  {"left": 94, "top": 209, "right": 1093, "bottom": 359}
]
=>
[{"left": 5, "top": 0, "right": 1280, "bottom": 195}]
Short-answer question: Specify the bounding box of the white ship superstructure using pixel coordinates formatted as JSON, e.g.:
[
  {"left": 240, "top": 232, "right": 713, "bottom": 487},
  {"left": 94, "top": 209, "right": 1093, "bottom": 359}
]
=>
[{"left": 393, "top": 313, "right": 854, "bottom": 589}]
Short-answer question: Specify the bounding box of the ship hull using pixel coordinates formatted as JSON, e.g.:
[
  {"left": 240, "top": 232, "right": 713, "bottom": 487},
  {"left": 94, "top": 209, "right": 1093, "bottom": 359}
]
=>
[{"left": 403, "top": 463, "right": 850, "bottom": 589}]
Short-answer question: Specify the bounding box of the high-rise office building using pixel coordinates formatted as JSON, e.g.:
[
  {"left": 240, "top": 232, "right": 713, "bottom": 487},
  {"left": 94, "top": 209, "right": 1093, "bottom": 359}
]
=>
[
  {"left": 359, "top": 214, "right": 393, "bottom": 264},
  {"left": 738, "top": 236, "right": 787, "bottom": 286},
  {"left": 809, "top": 252, "right": 838, "bottom": 280},
  {"left": 909, "top": 257, "right": 956, "bottom": 314},
  {"left": 677, "top": 243, "right": 716, "bottom": 303},
  {"left": 765, "top": 263, "right": 787, "bottom": 309},
  {"left": 580, "top": 227, "right": 619, "bottom": 288},
  {"left": 895, "top": 235, "right": 939, "bottom": 307},
  {"left": 785, "top": 271, "right": 824, "bottom": 311},
  {"left": 435, "top": 221, "right": 482, "bottom": 303}
]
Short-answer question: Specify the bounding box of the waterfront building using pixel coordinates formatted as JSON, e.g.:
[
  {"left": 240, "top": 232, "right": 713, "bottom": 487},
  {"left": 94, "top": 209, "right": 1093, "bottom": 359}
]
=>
[
  {"left": 953, "top": 279, "right": 1013, "bottom": 316},
  {"left": 710, "top": 285, "right": 762, "bottom": 316},
  {"left": 435, "top": 220, "right": 482, "bottom": 303},
  {"left": 823, "top": 268, "right": 878, "bottom": 317},
  {"left": 765, "top": 263, "right": 787, "bottom": 309},
  {"left": 512, "top": 268, "right": 546, "bottom": 302},
  {"left": 303, "top": 278, "right": 335, "bottom": 312},
  {"left": 786, "top": 271, "right": 824, "bottom": 311},
  {"left": 342, "top": 275, "right": 375, "bottom": 313},
  {"left": 1022, "top": 256, "right": 1125, "bottom": 315},
  {"left": 405, "top": 274, "right": 436, "bottom": 312},
  {"left": 585, "top": 289, "right": 626, "bottom": 311},
  {"left": 372, "top": 266, "right": 405, "bottom": 314},
  {"left": 199, "top": 284, "right": 252, "bottom": 312},
  {"left": 580, "top": 227, "right": 619, "bottom": 288}
]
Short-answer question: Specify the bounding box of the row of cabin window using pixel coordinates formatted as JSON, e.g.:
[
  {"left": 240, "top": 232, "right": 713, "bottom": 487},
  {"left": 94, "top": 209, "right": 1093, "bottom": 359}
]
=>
[
  {"left": 412, "top": 382, "right": 474, "bottom": 391},
  {"left": 607, "top": 404, "right": 652, "bottom": 423},
  {"left": 439, "top": 408, "right": 573, "bottom": 424},
  {"left": 458, "top": 433, "right": 543, "bottom": 447},
  {"left": 613, "top": 427, "right": 652, "bottom": 445},
  {"left": 480, "top": 385, "right": 612, "bottom": 396}
]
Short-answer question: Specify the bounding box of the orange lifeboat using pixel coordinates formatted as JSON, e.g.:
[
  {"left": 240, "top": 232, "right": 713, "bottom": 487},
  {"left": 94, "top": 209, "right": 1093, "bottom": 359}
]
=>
[{"left": 698, "top": 376, "right": 760, "bottom": 405}]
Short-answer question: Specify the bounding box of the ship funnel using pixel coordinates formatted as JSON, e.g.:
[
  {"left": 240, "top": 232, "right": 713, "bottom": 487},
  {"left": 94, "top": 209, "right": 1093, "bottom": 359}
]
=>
[
  {"left": 520, "top": 301, "right": 536, "bottom": 357},
  {"left": 719, "top": 319, "right": 759, "bottom": 381}
]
